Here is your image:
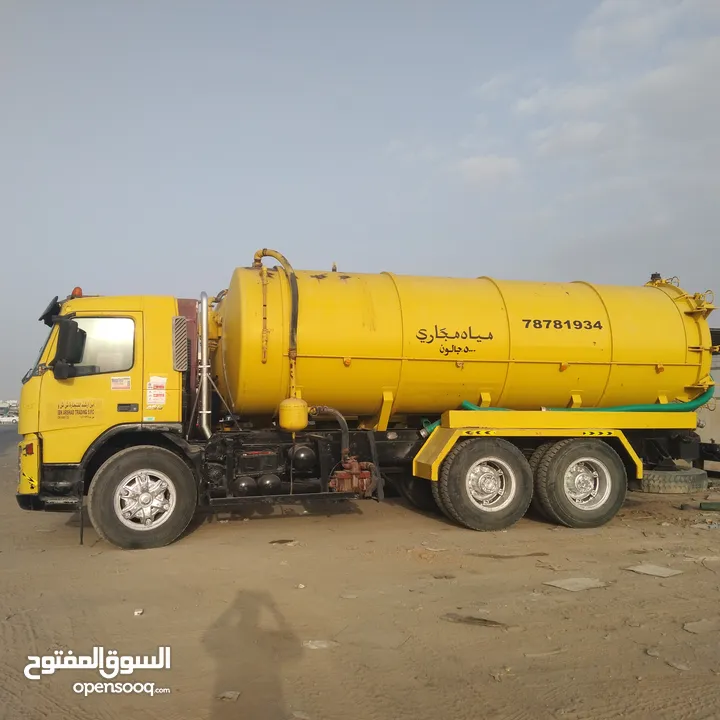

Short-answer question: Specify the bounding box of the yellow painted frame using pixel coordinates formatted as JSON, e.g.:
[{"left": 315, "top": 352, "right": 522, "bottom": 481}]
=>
[{"left": 412, "top": 410, "right": 699, "bottom": 482}]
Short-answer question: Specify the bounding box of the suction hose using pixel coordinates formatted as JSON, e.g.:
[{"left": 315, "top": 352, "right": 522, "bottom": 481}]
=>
[
  {"left": 310, "top": 405, "right": 350, "bottom": 463},
  {"left": 421, "top": 380, "right": 715, "bottom": 435}
]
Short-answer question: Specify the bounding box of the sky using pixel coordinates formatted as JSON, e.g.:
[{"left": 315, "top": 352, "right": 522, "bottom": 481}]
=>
[{"left": 1, "top": 0, "right": 719, "bottom": 398}]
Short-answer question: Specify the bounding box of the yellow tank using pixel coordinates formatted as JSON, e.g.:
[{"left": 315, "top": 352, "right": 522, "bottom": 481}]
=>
[{"left": 212, "top": 252, "right": 715, "bottom": 419}]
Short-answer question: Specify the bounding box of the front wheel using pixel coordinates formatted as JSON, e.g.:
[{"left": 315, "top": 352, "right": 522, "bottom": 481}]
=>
[
  {"left": 87, "top": 445, "right": 198, "bottom": 549},
  {"left": 534, "top": 439, "right": 627, "bottom": 528},
  {"left": 437, "top": 438, "right": 533, "bottom": 531}
]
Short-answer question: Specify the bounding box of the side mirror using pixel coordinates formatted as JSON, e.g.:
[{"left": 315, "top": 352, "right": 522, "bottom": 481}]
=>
[
  {"left": 51, "top": 320, "right": 86, "bottom": 380},
  {"left": 53, "top": 360, "right": 72, "bottom": 380}
]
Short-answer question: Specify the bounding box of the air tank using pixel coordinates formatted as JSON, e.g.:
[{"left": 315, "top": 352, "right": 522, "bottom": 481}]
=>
[{"left": 212, "top": 252, "right": 715, "bottom": 419}]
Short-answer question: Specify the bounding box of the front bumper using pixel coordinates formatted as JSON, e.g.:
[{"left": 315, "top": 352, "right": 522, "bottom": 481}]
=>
[
  {"left": 16, "top": 494, "right": 45, "bottom": 511},
  {"left": 16, "top": 493, "right": 80, "bottom": 512},
  {"left": 16, "top": 462, "right": 82, "bottom": 512}
]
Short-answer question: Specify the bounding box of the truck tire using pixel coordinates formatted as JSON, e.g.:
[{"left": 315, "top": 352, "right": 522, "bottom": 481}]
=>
[
  {"left": 431, "top": 478, "right": 455, "bottom": 521},
  {"left": 87, "top": 445, "right": 198, "bottom": 550},
  {"left": 638, "top": 467, "right": 709, "bottom": 494},
  {"left": 437, "top": 438, "right": 533, "bottom": 531},
  {"left": 380, "top": 476, "right": 401, "bottom": 498},
  {"left": 528, "top": 442, "right": 555, "bottom": 519},
  {"left": 535, "top": 439, "right": 627, "bottom": 529},
  {"left": 394, "top": 475, "right": 442, "bottom": 514}
]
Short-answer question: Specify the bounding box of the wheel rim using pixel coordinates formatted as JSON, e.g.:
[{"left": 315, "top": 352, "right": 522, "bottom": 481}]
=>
[
  {"left": 562, "top": 457, "right": 612, "bottom": 511},
  {"left": 113, "top": 469, "right": 177, "bottom": 531},
  {"left": 465, "top": 456, "right": 517, "bottom": 512}
]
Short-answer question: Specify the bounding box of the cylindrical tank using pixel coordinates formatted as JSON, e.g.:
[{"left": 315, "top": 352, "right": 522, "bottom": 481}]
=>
[{"left": 212, "top": 257, "right": 715, "bottom": 418}]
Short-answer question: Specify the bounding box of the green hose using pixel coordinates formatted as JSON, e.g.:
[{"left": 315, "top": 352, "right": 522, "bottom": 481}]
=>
[
  {"left": 549, "top": 383, "right": 715, "bottom": 413},
  {"left": 421, "top": 379, "right": 715, "bottom": 434}
]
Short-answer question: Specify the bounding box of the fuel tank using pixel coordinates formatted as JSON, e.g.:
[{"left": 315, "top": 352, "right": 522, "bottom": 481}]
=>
[{"left": 212, "top": 258, "right": 715, "bottom": 418}]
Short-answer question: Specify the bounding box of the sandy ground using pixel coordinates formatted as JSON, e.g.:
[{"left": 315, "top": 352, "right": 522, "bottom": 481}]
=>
[{"left": 1, "top": 425, "right": 720, "bottom": 720}]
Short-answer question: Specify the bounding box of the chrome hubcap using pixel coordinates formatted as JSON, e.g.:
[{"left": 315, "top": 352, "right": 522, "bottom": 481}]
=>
[
  {"left": 113, "top": 470, "right": 176, "bottom": 531},
  {"left": 465, "top": 457, "right": 516, "bottom": 512},
  {"left": 563, "top": 457, "right": 612, "bottom": 511}
]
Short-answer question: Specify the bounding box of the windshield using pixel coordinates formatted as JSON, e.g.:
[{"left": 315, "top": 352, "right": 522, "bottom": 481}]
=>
[{"left": 22, "top": 327, "right": 53, "bottom": 384}]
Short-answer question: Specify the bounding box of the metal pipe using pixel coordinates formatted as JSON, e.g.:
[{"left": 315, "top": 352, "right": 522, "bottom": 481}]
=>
[
  {"left": 260, "top": 266, "right": 269, "bottom": 364},
  {"left": 310, "top": 405, "right": 350, "bottom": 463},
  {"left": 252, "top": 249, "right": 299, "bottom": 397},
  {"left": 198, "top": 291, "right": 212, "bottom": 440}
]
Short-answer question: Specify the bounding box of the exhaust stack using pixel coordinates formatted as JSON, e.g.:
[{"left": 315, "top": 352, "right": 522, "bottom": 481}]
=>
[{"left": 197, "top": 291, "right": 211, "bottom": 440}]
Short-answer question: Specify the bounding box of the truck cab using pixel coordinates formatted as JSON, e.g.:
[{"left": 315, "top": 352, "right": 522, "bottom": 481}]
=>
[{"left": 18, "top": 290, "right": 188, "bottom": 518}]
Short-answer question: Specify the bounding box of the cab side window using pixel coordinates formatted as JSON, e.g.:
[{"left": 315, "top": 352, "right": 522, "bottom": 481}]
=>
[{"left": 73, "top": 317, "right": 135, "bottom": 376}]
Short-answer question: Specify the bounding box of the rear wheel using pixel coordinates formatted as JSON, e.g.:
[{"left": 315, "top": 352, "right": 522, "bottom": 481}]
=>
[
  {"left": 394, "top": 474, "right": 442, "bottom": 514},
  {"left": 88, "top": 445, "right": 198, "bottom": 550},
  {"left": 437, "top": 438, "right": 533, "bottom": 531},
  {"left": 535, "top": 439, "right": 627, "bottom": 528},
  {"left": 431, "top": 477, "right": 455, "bottom": 520},
  {"left": 528, "top": 442, "right": 555, "bottom": 519}
]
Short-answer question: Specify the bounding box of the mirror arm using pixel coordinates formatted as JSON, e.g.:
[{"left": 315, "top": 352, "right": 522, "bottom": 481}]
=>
[{"left": 52, "top": 312, "right": 77, "bottom": 325}]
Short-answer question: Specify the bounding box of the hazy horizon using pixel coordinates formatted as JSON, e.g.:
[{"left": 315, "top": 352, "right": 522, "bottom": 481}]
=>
[{"left": 2, "top": 0, "right": 719, "bottom": 398}]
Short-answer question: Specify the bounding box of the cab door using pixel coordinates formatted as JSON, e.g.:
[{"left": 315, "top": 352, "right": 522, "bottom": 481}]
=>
[{"left": 39, "top": 313, "right": 144, "bottom": 465}]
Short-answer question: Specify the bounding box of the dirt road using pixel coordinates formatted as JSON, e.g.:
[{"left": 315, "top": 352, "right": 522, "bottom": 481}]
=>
[{"left": 1, "top": 435, "right": 720, "bottom": 720}]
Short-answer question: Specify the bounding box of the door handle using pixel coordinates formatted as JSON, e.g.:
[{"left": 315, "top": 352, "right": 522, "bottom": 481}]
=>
[{"left": 117, "top": 404, "right": 139, "bottom": 413}]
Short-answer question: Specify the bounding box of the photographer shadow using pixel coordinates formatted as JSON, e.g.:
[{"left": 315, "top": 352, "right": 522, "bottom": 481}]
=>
[{"left": 203, "top": 590, "right": 302, "bottom": 720}]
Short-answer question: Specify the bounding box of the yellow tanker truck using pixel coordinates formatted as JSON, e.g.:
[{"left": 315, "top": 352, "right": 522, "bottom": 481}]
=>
[{"left": 16, "top": 249, "right": 719, "bottom": 549}]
